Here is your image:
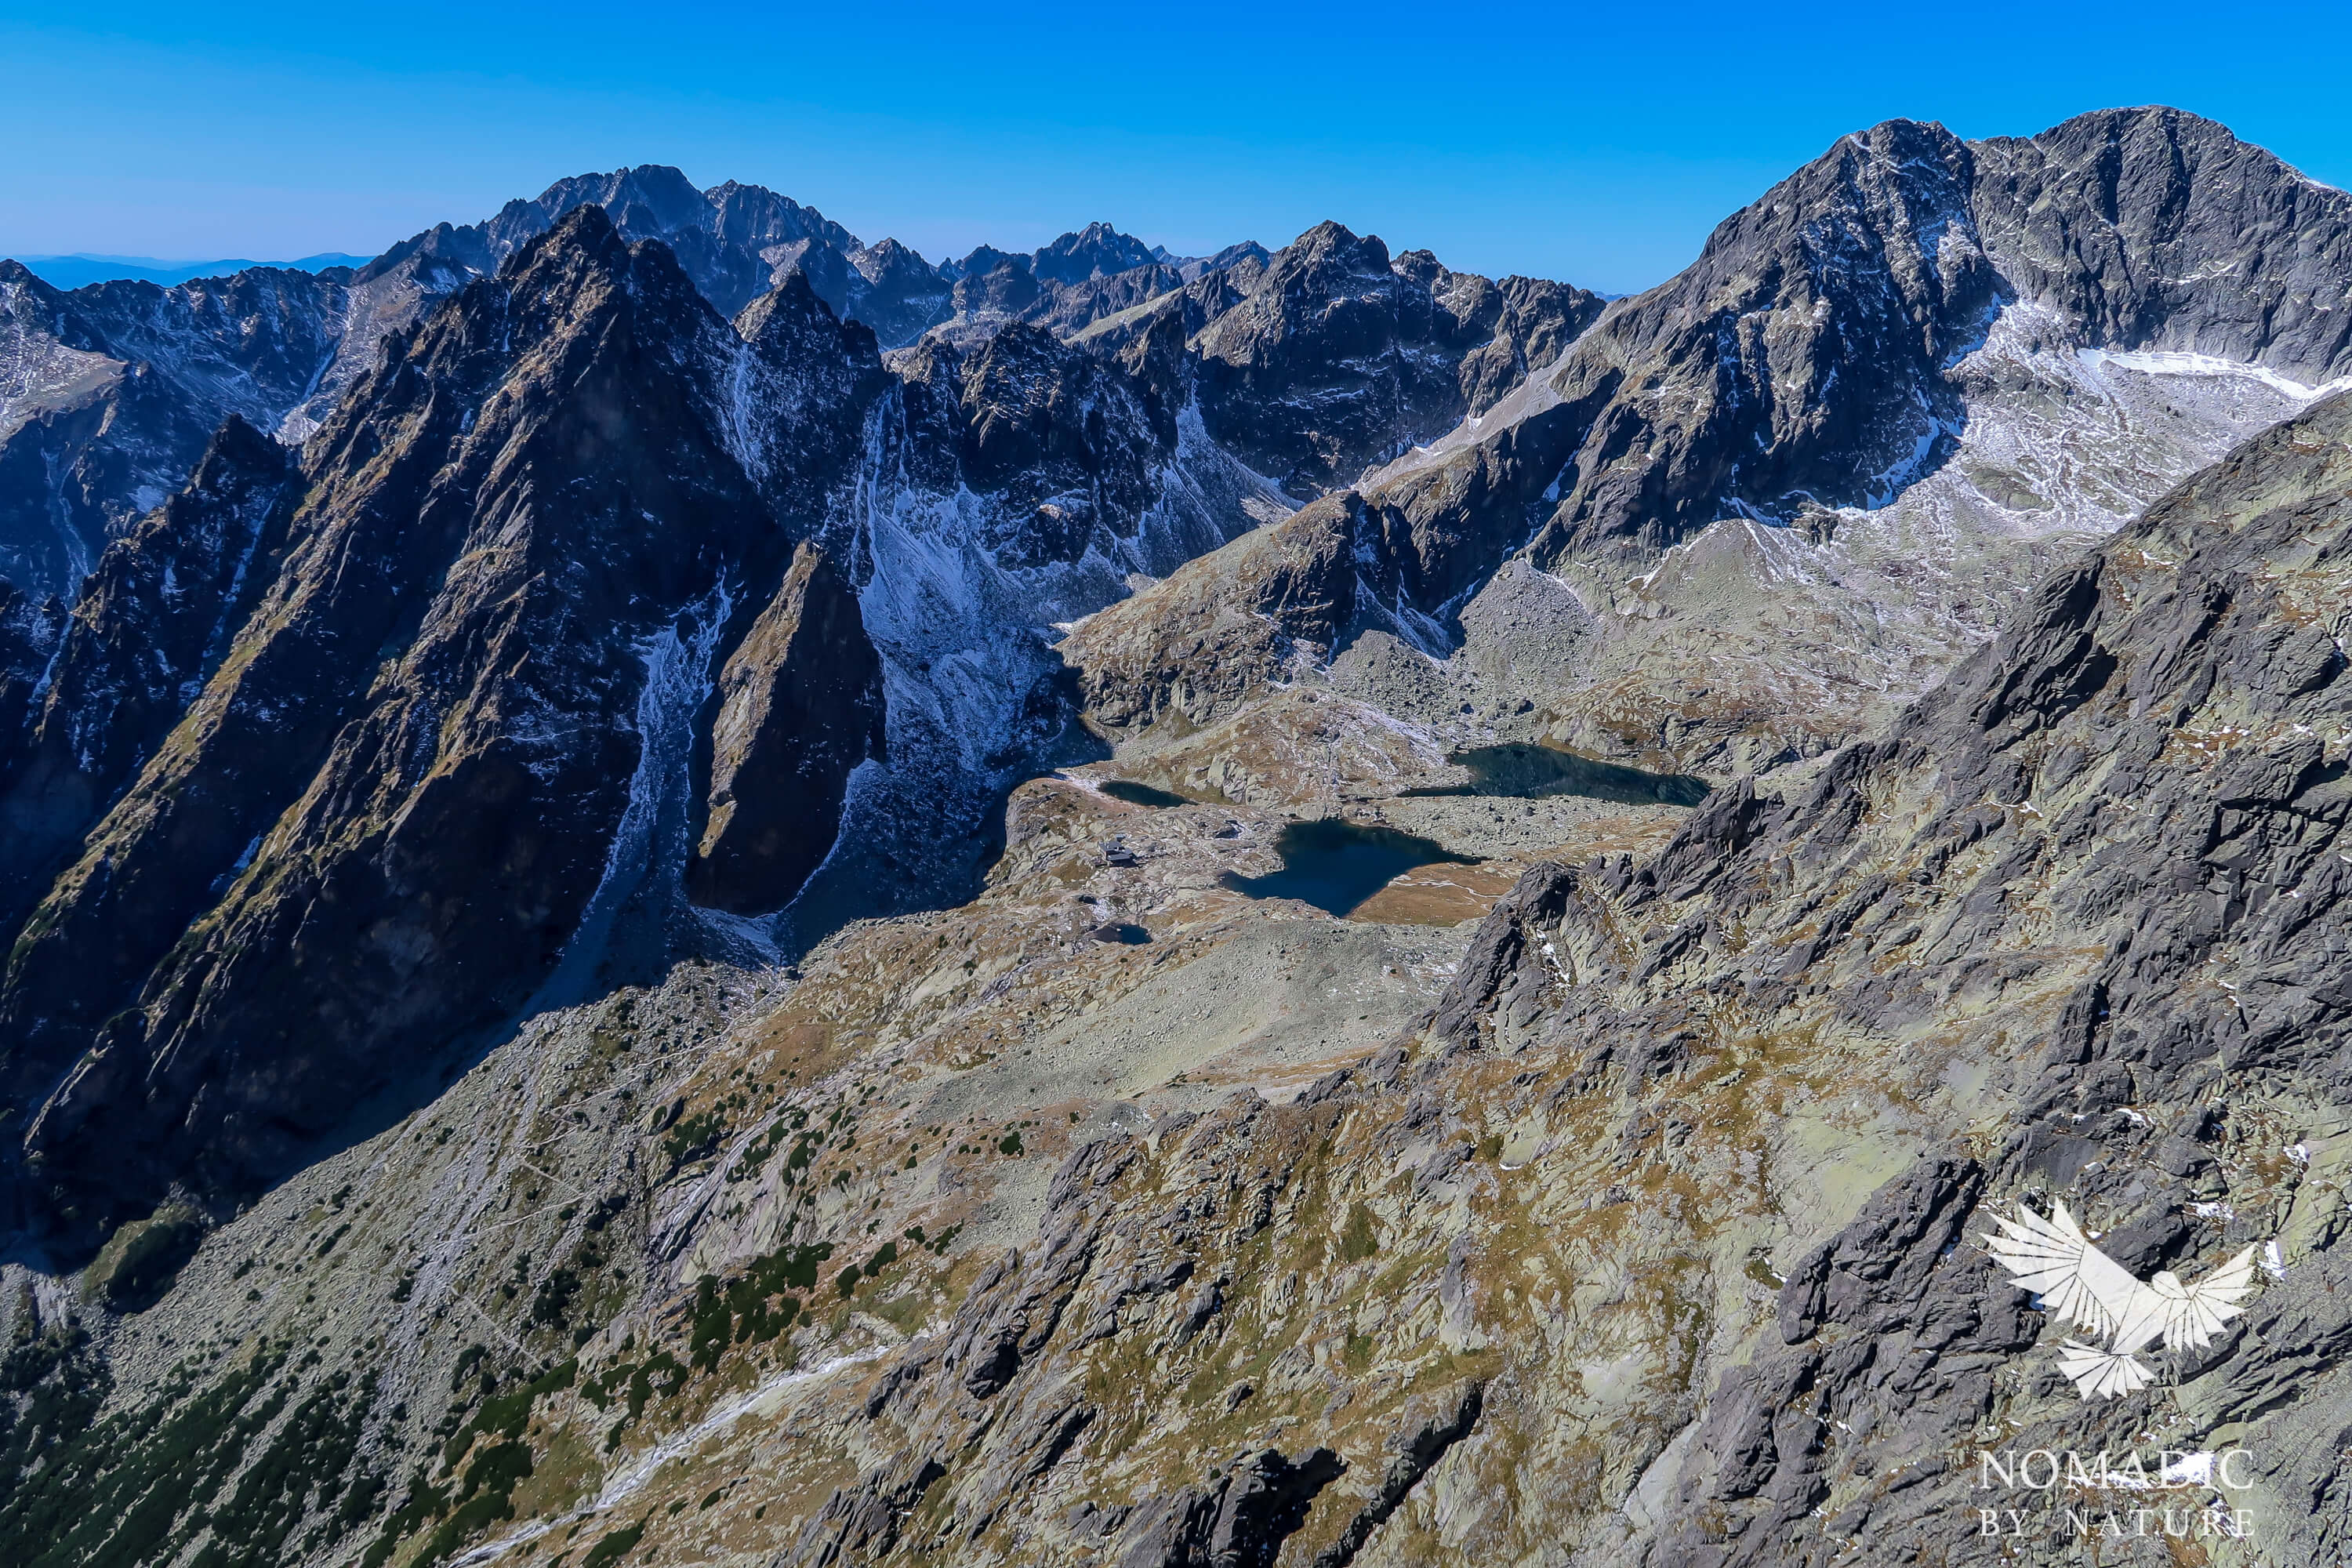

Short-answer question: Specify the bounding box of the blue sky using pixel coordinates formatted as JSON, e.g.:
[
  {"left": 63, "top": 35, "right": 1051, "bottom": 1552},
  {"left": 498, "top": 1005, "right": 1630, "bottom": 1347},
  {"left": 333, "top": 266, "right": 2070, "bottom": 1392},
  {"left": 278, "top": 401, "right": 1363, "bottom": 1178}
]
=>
[{"left": 3, "top": 2, "right": 2349, "bottom": 296}]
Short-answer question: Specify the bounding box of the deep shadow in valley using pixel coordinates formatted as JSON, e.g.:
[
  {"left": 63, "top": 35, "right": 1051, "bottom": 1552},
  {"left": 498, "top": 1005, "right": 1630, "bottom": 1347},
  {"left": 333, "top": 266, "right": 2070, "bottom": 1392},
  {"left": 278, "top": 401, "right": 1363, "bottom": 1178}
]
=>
[{"left": 1406, "top": 742, "right": 1711, "bottom": 807}]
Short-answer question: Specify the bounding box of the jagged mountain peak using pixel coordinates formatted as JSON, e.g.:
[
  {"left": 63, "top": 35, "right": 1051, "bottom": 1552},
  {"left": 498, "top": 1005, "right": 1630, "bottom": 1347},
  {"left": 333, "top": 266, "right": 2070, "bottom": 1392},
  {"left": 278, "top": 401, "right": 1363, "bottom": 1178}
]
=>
[
  {"left": 1179, "top": 216, "right": 1602, "bottom": 493},
  {"left": 1974, "top": 105, "right": 2352, "bottom": 379},
  {"left": 180, "top": 408, "right": 284, "bottom": 487},
  {"left": 1277, "top": 218, "right": 1390, "bottom": 270},
  {"left": 1031, "top": 221, "right": 1161, "bottom": 283},
  {"left": 496, "top": 198, "right": 676, "bottom": 297},
  {"left": 848, "top": 235, "right": 938, "bottom": 288},
  {"left": 498, "top": 162, "right": 713, "bottom": 239},
  {"left": 945, "top": 242, "right": 1018, "bottom": 281},
  {"left": 2022, "top": 100, "right": 2267, "bottom": 158},
  {"left": 1363, "top": 100, "right": 2352, "bottom": 592}
]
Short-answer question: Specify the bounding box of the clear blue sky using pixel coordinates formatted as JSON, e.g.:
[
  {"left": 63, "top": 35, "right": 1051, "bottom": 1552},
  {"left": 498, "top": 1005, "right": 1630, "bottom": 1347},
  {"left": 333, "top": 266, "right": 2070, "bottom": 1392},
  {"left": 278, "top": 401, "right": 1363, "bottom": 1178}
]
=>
[{"left": 3, "top": 1, "right": 2349, "bottom": 296}]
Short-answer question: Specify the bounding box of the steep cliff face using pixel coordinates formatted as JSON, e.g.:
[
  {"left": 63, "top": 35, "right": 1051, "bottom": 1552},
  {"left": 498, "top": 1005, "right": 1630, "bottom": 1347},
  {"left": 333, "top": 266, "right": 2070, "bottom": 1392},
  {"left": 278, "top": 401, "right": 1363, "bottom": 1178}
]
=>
[
  {"left": 1970, "top": 105, "right": 2352, "bottom": 372},
  {"left": 0, "top": 207, "right": 892, "bottom": 1232},
  {"left": 0, "top": 167, "right": 930, "bottom": 596},
  {"left": 689, "top": 543, "right": 887, "bottom": 915},
  {"left": 0, "top": 575, "right": 60, "bottom": 775},
  {"left": 1520, "top": 118, "right": 1999, "bottom": 570},
  {"left": 473, "top": 165, "right": 864, "bottom": 321},
  {"left": 0, "top": 415, "right": 291, "bottom": 937}
]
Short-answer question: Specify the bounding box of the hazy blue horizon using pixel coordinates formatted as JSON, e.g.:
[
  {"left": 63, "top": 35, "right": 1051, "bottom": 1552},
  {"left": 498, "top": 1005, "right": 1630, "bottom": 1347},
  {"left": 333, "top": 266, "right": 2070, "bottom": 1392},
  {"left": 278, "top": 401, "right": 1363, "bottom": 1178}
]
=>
[{"left": 5, "top": 2, "right": 2350, "bottom": 297}]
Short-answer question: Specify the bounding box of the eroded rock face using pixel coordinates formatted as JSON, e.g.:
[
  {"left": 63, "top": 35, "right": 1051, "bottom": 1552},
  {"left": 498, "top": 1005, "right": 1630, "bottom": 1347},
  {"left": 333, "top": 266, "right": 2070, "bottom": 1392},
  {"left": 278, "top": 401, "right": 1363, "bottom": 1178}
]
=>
[
  {"left": 689, "top": 543, "right": 886, "bottom": 915},
  {"left": 1969, "top": 105, "right": 2352, "bottom": 370},
  {"left": 0, "top": 576, "right": 60, "bottom": 779}
]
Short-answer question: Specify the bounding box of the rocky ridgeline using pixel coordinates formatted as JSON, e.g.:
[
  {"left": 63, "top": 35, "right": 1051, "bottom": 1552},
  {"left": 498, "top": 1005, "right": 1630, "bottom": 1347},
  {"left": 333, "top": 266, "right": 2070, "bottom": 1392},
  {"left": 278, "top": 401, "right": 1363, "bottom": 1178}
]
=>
[
  {"left": 1, "top": 163, "right": 1599, "bottom": 607},
  {"left": 1077, "top": 107, "right": 2352, "bottom": 778}
]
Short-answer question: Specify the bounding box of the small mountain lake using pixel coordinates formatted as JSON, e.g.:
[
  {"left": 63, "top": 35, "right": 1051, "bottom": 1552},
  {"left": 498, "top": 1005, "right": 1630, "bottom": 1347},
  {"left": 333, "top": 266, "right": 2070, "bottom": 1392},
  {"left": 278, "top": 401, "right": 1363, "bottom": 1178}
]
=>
[
  {"left": 1221, "top": 818, "right": 1481, "bottom": 918},
  {"left": 1096, "top": 779, "right": 1190, "bottom": 808},
  {"left": 1406, "top": 743, "right": 1709, "bottom": 806}
]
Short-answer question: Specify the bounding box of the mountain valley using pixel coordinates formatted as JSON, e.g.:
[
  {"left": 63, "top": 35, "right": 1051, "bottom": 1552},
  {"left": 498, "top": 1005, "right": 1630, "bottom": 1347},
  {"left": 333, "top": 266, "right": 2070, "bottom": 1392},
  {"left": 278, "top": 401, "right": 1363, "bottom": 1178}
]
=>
[{"left": 2, "top": 105, "right": 2351, "bottom": 1568}]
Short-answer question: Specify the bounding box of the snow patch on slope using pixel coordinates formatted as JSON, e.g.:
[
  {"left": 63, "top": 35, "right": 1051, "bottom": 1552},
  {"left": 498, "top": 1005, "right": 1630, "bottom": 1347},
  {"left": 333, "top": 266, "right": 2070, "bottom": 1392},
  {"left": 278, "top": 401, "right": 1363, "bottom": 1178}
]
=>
[{"left": 533, "top": 583, "right": 733, "bottom": 1007}]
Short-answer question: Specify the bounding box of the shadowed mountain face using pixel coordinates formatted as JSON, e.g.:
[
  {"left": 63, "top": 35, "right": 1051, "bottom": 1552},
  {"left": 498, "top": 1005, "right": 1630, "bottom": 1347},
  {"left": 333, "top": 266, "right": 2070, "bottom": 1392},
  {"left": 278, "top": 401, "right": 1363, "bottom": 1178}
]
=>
[
  {"left": 0, "top": 208, "right": 891, "bottom": 1234},
  {"left": 9, "top": 107, "right": 2352, "bottom": 1568},
  {"left": 1191, "top": 220, "right": 1604, "bottom": 496},
  {"left": 688, "top": 542, "right": 887, "bottom": 916}
]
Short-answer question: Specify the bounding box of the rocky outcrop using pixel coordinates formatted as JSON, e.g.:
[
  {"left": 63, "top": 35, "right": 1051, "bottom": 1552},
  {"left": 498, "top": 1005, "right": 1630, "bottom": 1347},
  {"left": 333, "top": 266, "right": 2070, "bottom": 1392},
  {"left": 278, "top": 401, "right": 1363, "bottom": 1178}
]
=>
[
  {"left": 1059, "top": 493, "right": 1364, "bottom": 735},
  {"left": 935, "top": 225, "right": 1182, "bottom": 344},
  {"left": 1970, "top": 106, "right": 2352, "bottom": 373},
  {"left": 688, "top": 543, "right": 886, "bottom": 914},
  {"left": 835, "top": 239, "right": 955, "bottom": 347},
  {"left": 1112, "top": 1446, "right": 1346, "bottom": 1568},
  {"left": 1389, "top": 252, "right": 1606, "bottom": 418},
  {"left": 1194, "top": 223, "right": 1523, "bottom": 494},
  {"left": 880, "top": 319, "right": 1226, "bottom": 583},
  {"left": 476, "top": 165, "right": 862, "bottom": 321},
  {"left": 1541, "top": 118, "right": 1998, "bottom": 565}
]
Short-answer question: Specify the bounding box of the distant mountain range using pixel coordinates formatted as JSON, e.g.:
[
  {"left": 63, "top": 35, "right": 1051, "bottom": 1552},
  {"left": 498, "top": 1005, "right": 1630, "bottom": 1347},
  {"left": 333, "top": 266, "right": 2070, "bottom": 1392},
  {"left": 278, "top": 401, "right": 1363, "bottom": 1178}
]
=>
[{"left": 13, "top": 252, "right": 373, "bottom": 289}]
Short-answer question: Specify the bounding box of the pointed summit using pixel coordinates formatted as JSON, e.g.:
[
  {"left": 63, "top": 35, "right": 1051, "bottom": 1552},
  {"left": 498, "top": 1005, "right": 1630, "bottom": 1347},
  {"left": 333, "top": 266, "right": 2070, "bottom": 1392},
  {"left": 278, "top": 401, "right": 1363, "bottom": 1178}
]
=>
[{"left": 1031, "top": 222, "right": 1161, "bottom": 284}]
